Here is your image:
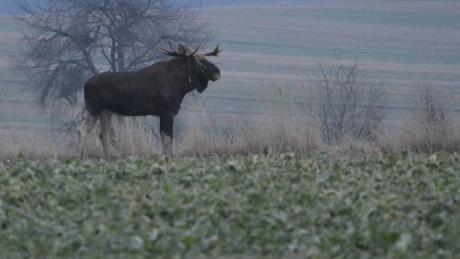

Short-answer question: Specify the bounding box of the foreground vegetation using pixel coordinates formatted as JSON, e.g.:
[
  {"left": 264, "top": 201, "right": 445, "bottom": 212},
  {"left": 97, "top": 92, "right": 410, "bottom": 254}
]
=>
[{"left": 1, "top": 154, "right": 460, "bottom": 258}]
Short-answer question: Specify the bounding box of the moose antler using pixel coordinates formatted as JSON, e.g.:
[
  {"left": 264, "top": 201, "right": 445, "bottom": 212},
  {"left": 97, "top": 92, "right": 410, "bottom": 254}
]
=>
[
  {"left": 189, "top": 46, "right": 200, "bottom": 57},
  {"left": 161, "top": 42, "right": 221, "bottom": 58},
  {"left": 160, "top": 41, "right": 188, "bottom": 57},
  {"left": 204, "top": 44, "right": 222, "bottom": 56},
  {"left": 161, "top": 41, "right": 201, "bottom": 58}
]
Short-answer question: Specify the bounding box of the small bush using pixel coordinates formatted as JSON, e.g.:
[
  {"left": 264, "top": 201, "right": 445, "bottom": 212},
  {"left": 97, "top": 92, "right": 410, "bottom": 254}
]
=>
[{"left": 311, "top": 62, "right": 387, "bottom": 144}]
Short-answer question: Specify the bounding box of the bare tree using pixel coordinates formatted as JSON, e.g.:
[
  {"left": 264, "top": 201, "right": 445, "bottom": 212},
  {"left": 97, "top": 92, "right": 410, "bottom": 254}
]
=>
[
  {"left": 313, "top": 63, "right": 387, "bottom": 144},
  {"left": 403, "top": 83, "right": 454, "bottom": 152},
  {"left": 14, "top": 0, "right": 208, "bottom": 107},
  {"left": 417, "top": 83, "right": 447, "bottom": 125}
]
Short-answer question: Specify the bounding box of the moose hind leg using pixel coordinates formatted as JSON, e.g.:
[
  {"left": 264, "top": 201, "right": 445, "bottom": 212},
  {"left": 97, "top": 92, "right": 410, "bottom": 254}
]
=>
[
  {"left": 100, "top": 111, "right": 114, "bottom": 159},
  {"left": 160, "top": 115, "right": 174, "bottom": 157},
  {"left": 78, "top": 111, "right": 98, "bottom": 159}
]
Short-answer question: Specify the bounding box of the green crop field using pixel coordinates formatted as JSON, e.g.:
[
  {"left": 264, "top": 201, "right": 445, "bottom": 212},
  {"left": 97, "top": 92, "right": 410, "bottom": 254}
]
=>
[{"left": 1, "top": 154, "right": 460, "bottom": 258}]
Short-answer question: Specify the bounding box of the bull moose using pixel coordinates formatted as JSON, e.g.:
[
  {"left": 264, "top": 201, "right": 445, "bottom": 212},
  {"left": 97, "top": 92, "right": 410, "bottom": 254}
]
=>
[{"left": 78, "top": 43, "right": 222, "bottom": 158}]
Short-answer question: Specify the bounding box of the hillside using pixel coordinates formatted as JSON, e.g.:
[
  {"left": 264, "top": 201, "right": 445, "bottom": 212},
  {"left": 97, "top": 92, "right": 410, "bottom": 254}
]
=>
[
  {"left": 201, "top": 1, "right": 460, "bottom": 120},
  {"left": 0, "top": 0, "right": 297, "bottom": 13},
  {"left": 0, "top": 1, "right": 14, "bottom": 13},
  {"left": 0, "top": 0, "right": 459, "bottom": 130},
  {"left": 185, "top": 0, "right": 295, "bottom": 6}
]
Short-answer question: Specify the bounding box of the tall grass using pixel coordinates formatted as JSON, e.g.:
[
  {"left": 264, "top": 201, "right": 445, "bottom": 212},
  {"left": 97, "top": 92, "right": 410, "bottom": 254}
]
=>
[
  {"left": 0, "top": 75, "right": 458, "bottom": 160},
  {"left": 1, "top": 105, "right": 459, "bottom": 160},
  {"left": 379, "top": 119, "right": 460, "bottom": 154},
  {"left": 0, "top": 129, "right": 61, "bottom": 160},
  {"left": 178, "top": 112, "right": 322, "bottom": 157},
  {"left": 380, "top": 83, "right": 460, "bottom": 154}
]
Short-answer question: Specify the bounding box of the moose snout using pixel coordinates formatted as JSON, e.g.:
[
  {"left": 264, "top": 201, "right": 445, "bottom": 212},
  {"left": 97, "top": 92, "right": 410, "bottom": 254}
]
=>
[{"left": 210, "top": 69, "right": 221, "bottom": 81}]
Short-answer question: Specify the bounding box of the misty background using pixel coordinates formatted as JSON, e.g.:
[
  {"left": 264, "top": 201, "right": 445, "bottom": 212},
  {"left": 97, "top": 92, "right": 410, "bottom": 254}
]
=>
[
  {"left": 0, "top": 0, "right": 459, "bottom": 156},
  {"left": 0, "top": 0, "right": 300, "bottom": 13}
]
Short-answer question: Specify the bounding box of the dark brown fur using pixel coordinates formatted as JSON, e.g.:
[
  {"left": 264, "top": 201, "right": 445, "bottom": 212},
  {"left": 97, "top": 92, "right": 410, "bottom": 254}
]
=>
[{"left": 79, "top": 50, "right": 221, "bottom": 158}]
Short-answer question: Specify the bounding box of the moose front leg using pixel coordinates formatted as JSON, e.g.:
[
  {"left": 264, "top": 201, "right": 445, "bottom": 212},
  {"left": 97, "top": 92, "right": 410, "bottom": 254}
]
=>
[{"left": 160, "top": 114, "right": 174, "bottom": 157}]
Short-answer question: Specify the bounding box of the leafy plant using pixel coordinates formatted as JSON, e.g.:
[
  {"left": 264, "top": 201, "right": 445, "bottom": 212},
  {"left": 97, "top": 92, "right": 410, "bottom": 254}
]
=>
[{"left": 1, "top": 154, "right": 459, "bottom": 257}]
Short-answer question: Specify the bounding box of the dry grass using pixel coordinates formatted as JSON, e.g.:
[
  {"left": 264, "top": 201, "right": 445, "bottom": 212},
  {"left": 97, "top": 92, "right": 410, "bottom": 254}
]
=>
[
  {"left": 2, "top": 113, "right": 460, "bottom": 161},
  {"left": 107, "top": 117, "right": 160, "bottom": 157},
  {"left": 0, "top": 129, "right": 62, "bottom": 160},
  {"left": 178, "top": 112, "right": 322, "bottom": 157},
  {"left": 0, "top": 79, "right": 458, "bottom": 160},
  {"left": 68, "top": 116, "right": 162, "bottom": 159},
  {"left": 378, "top": 83, "right": 460, "bottom": 154},
  {"left": 378, "top": 119, "right": 460, "bottom": 154}
]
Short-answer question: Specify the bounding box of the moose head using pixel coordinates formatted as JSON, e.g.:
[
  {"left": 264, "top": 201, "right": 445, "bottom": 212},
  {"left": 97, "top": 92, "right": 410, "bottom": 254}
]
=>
[{"left": 161, "top": 42, "right": 222, "bottom": 93}]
